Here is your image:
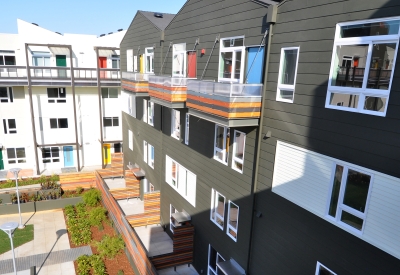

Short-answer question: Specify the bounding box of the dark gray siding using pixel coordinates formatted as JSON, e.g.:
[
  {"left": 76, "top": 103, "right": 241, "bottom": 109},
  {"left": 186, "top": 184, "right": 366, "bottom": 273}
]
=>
[
  {"left": 251, "top": 0, "right": 400, "bottom": 274},
  {"left": 120, "top": 12, "right": 163, "bottom": 73}
]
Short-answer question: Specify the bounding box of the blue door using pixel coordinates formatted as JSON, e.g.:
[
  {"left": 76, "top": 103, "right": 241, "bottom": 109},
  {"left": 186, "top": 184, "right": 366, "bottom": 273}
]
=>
[
  {"left": 63, "top": 146, "right": 74, "bottom": 167},
  {"left": 246, "top": 46, "right": 265, "bottom": 84}
]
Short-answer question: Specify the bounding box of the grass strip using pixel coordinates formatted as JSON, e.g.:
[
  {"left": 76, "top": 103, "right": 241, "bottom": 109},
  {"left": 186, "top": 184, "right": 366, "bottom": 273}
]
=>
[{"left": 0, "top": 224, "right": 34, "bottom": 254}]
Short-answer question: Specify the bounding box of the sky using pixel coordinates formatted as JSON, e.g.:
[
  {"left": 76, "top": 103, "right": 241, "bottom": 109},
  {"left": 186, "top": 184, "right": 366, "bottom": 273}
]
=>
[{"left": 0, "top": 0, "right": 187, "bottom": 35}]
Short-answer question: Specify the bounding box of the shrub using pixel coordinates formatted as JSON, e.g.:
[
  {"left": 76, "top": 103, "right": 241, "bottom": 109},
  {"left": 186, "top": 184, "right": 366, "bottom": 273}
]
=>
[
  {"left": 88, "top": 207, "right": 107, "bottom": 227},
  {"left": 77, "top": 255, "right": 91, "bottom": 275},
  {"left": 117, "top": 270, "right": 124, "bottom": 275},
  {"left": 77, "top": 254, "right": 107, "bottom": 275},
  {"left": 76, "top": 186, "right": 84, "bottom": 194},
  {"left": 91, "top": 255, "right": 107, "bottom": 275},
  {"left": 94, "top": 235, "right": 125, "bottom": 259},
  {"left": 83, "top": 189, "right": 101, "bottom": 207}
]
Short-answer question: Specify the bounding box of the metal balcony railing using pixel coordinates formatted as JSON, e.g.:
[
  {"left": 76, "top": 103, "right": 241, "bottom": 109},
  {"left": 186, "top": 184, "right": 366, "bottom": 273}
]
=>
[
  {"left": 187, "top": 79, "right": 263, "bottom": 97},
  {"left": 0, "top": 66, "right": 27, "bottom": 78},
  {"left": 149, "top": 75, "right": 192, "bottom": 87},
  {"left": 122, "top": 72, "right": 150, "bottom": 81}
]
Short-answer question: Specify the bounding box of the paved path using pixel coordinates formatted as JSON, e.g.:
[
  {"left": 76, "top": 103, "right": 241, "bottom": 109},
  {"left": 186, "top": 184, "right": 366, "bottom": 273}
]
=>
[{"left": 0, "top": 246, "right": 91, "bottom": 274}]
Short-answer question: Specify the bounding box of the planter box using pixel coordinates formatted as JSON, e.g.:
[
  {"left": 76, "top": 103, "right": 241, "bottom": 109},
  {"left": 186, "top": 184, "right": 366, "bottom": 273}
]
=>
[{"left": 0, "top": 197, "right": 83, "bottom": 215}]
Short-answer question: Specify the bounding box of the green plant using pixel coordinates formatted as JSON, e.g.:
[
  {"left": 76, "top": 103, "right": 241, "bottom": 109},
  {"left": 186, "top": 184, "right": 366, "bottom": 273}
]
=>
[
  {"left": 76, "top": 186, "right": 84, "bottom": 194},
  {"left": 29, "top": 194, "right": 36, "bottom": 202},
  {"left": 94, "top": 235, "right": 124, "bottom": 259},
  {"left": 76, "top": 254, "right": 107, "bottom": 275},
  {"left": 77, "top": 255, "right": 91, "bottom": 275},
  {"left": 10, "top": 193, "right": 17, "bottom": 203},
  {"left": 117, "top": 270, "right": 124, "bottom": 275},
  {"left": 91, "top": 255, "right": 107, "bottom": 275},
  {"left": 83, "top": 189, "right": 101, "bottom": 207},
  {"left": 0, "top": 225, "right": 34, "bottom": 254},
  {"left": 88, "top": 207, "right": 107, "bottom": 227}
]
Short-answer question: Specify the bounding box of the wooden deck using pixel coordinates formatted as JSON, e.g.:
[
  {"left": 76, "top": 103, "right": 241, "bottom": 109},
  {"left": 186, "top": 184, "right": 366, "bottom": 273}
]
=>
[{"left": 59, "top": 172, "right": 95, "bottom": 191}]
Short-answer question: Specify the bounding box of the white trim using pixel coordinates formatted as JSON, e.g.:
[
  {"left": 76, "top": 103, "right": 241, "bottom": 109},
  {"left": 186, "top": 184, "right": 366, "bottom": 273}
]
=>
[
  {"left": 148, "top": 101, "right": 154, "bottom": 126},
  {"left": 171, "top": 110, "right": 180, "bottom": 140},
  {"left": 276, "top": 46, "right": 300, "bottom": 103},
  {"left": 170, "top": 204, "right": 177, "bottom": 233},
  {"left": 42, "top": 147, "right": 60, "bottom": 163},
  {"left": 213, "top": 124, "right": 229, "bottom": 165},
  {"left": 6, "top": 147, "right": 26, "bottom": 164},
  {"left": 128, "top": 130, "right": 133, "bottom": 151},
  {"left": 218, "top": 36, "right": 246, "bottom": 83},
  {"left": 210, "top": 188, "right": 225, "bottom": 230},
  {"left": 145, "top": 47, "right": 154, "bottom": 74},
  {"left": 172, "top": 43, "right": 186, "bottom": 77},
  {"left": 148, "top": 144, "right": 154, "bottom": 169},
  {"left": 226, "top": 200, "right": 239, "bottom": 242},
  {"left": 315, "top": 262, "right": 337, "bottom": 275},
  {"left": 143, "top": 99, "right": 148, "bottom": 123},
  {"left": 0, "top": 87, "right": 13, "bottom": 103},
  {"left": 231, "top": 130, "right": 245, "bottom": 173},
  {"left": 3, "top": 118, "right": 17, "bottom": 134},
  {"left": 207, "top": 245, "right": 226, "bottom": 275},
  {"left": 143, "top": 140, "right": 148, "bottom": 163},
  {"left": 184, "top": 113, "right": 189, "bottom": 145}
]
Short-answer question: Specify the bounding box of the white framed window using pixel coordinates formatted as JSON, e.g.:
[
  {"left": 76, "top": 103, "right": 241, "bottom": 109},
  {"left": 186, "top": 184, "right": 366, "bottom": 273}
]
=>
[
  {"left": 171, "top": 110, "right": 180, "bottom": 140},
  {"left": 218, "top": 36, "right": 245, "bottom": 83},
  {"left": 0, "top": 87, "right": 13, "bottom": 103},
  {"left": 143, "top": 99, "right": 148, "bottom": 123},
  {"left": 184, "top": 113, "right": 189, "bottom": 145},
  {"left": 326, "top": 17, "right": 400, "bottom": 116},
  {"left": 315, "top": 262, "right": 336, "bottom": 275},
  {"left": 172, "top": 43, "right": 186, "bottom": 77},
  {"left": 7, "top": 148, "right": 26, "bottom": 164},
  {"left": 3, "top": 119, "right": 17, "bottom": 134},
  {"left": 148, "top": 101, "right": 154, "bottom": 126},
  {"left": 214, "top": 125, "right": 229, "bottom": 165},
  {"left": 50, "top": 118, "right": 68, "bottom": 129},
  {"left": 32, "top": 51, "right": 51, "bottom": 77},
  {"left": 143, "top": 179, "right": 154, "bottom": 193},
  {"left": 128, "top": 130, "right": 133, "bottom": 151},
  {"left": 145, "top": 47, "right": 154, "bottom": 73},
  {"left": 226, "top": 201, "right": 239, "bottom": 241},
  {"left": 170, "top": 204, "right": 177, "bottom": 233},
  {"left": 148, "top": 144, "right": 154, "bottom": 168},
  {"left": 127, "top": 92, "right": 136, "bottom": 117},
  {"left": 0, "top": 51, "right": 16, "bottom": 66},
  {"left": 143, "top": 141, "right": 148, "bottom": 163},
  {"left": 127, "top": 49, "right": 133, "bottom": 72},
  {"left": 134, "top": 55, "right": 138, "bottom": 72},
  {"left": 165, "top": 155, "right": 196, "bottom": 206},
  {"left": 47, "top": 87, "right": 66, "bottom": 103},
  {"left": 101, "top": 87, "right": 118, "bottom": 98},
  {"left": 111, "top": 55, "right": 120, "bottom": 69},
  {"left": 276, "top": 47, "right": 300, "bottom": 103},
  {"left": 208, "top": 245, "right": 225, "bottom": 275},
  {"left": 326, "top": 164, "right": 373, "bottom": 233},
  {"left": 42, "top": 147, "right": 60, "bottom": 163},
  {"left": 210, "top": 189, "right": 225, "bottom": 230},
  {"left": 232, "top": 130, "right": 245, "bottom": 173},
  {"left": 103, "top": 117, "right": 119, "bottom": 127}
]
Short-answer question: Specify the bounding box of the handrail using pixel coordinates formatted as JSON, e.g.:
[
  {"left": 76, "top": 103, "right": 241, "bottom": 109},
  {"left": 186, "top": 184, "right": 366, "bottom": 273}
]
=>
[
  {"left": 187, "top": 79, "right": 263, "bottom": 97},
  {"left": 122, "top": 72, "right": 150, "bottom": 81},
  {"left": 149, "top": 75, "right": 195, "bottom": 87}
]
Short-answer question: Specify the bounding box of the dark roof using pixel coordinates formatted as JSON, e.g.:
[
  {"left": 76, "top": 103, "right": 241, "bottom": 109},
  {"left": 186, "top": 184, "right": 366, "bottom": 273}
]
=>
[{"left": 138, "top": 11, "right": 176, "bottom": 30}]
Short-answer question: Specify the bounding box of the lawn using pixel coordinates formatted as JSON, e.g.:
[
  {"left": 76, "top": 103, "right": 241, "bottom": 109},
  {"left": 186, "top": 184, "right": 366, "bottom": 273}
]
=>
[{"left": 0, "top": 224, "right": 34, "bottom": 254}]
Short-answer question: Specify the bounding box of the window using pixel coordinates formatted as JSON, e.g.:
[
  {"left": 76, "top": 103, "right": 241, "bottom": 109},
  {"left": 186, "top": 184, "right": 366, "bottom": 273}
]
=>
[
  {"left": 128, "top": 130, "right": 133, "bottom": 150},
  {"left": 7, "top": 148, "right": 26, "bottom": 164},
  {"left": 0, "top": 87, "right": 13, "bottom": 103},
  {"left": 127, "top": 49, "right": 133, "bottom": 72},
  {"left": 145, "top": 47, "right": 154, "bottom": 73},
  {"left": 327, "top": 164, "right": 372, "bottom": 232},
  {"left": 227, "top": 201, "right": 239, "bottom": 241},
  {"left": 214, "top": 125, "right": 230, "bottom": 165},
  {"left": 232, "top": 130, "right": 245, "bottom": 173},
  {"left": 42, "top": 147, "right": 60, "bottom": 163},
  {"left": 219, "top": 36, "right": 245, "bottom": 83},
  {"left": 143, "top": 99, "right": 148, "bottom": 123},
  {"left": 32, "top": 51, "right": 51, "bottom": 77},
  {"left": 143, "top": 179, "right": 154, "bottom": 193},
  {"left": 315, "top": 262, "right": 336, "bottom": 275},
  {"left": 148, "top": 101, "right": 154, "bottom": 126},
  {"left": 171, "top": 110, "right": 180, "bottom": 140},
  {"left": 50, "top": 118, "right": 68, "bottom": 129},
  {"left": 143, "top": 141, "right": 148, "bottom": 163},
  {"left": 148, "top": 144, "right": 154, "bottom": 168},
  {"left": 103, "top": 117, "right": 119, "bottom": 127},
  {"left": 0, "top": 51, "right": 16, "bottom": 65},
  {"left": 210, "top": 189, "right": 226, "bottom": 230},
  {"left": 277, "top": 47, "right": 300, "bottom": 103},
  {"left": 47, "top": 88, "right": 66, "bottom": 103},
  {"left": 184, "top": 113, "right": 189, "bottom": 145},
  {"left": 172, "top": 43, "right": 186, "bottom": 77},
  {"left": 134, "top": 56, "right": 138, "bottom": 72},
  {"left": 111, "top": 55, "right": 120, "bottom": 69},
  {"left": 3, "top": 119, "right": 17, "bottom": 134},
  {"left": 165, "top": 155, "right": 196, "bottom": 206},
  {"left": 101, "top": 87, "right": 118, "bottom": 98},
  {"left": 326, "top": 18, "right": 400, "bottom": 116},
  {"left": 170, "top": 204, "right": 177, "bottom": 232},
  {"left": 208, "top": 245, "right": 225, "bottom": 275}
]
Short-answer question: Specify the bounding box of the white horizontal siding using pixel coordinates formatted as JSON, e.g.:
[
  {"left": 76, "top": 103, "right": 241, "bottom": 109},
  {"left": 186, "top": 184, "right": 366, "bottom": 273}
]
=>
[{"left": 272, "top": 141, "right": 400, "bottom": 259}]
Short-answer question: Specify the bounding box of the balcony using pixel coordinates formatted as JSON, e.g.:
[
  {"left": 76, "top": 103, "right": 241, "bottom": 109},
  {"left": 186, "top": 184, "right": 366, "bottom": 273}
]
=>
[
  {"left": 148, "top": 75, "right": 191, "bottom": 108},
  {"left": 0, "top": 66, "right": 120, "bottom": 87},
  {"left": 187, "top": 80, "right": 263, "bottom": 127},
  {"left": 121, "top": 72, "right": 149, "bottom": 96}
]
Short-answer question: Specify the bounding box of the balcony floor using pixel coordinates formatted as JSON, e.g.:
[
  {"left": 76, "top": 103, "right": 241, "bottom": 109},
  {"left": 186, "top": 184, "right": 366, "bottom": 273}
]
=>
[
  {"left": 117, "top": 198, "right": 144, "bottom": 216},
  {"left": 135, "top": 224, "right": 173, "bottom": 257}
]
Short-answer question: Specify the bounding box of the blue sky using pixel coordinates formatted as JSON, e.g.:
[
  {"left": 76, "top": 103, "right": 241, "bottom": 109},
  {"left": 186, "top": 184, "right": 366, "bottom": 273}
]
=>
[{"left": 0, "top": 0, "right": 187, "bottom": 35}]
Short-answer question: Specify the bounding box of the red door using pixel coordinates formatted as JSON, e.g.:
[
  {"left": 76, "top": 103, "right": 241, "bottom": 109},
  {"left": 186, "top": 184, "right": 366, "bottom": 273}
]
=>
[
  {"left": 99, "top": 57, "right": 107, "bottom": 78},
  {"left": 187, "top": 51, "right": 197, "bottom": 78}
]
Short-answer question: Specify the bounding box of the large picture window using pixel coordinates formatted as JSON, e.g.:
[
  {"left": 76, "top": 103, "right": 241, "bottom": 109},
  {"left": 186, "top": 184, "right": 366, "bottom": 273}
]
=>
[
  {"left": 172, "top": 43, "right": 186, "bottom": 77},
  {"left": 219, "top": 36, "right": 245, "bottom": 83},
  {"left": 7, "top": 148, "right": 26, "bottom": 164},
  {"left": 327, "top": 164, "right": 372, "bottom": 232},
  {"left": 50, "top": 118, "right": 68, "bottom": 129},
  {"left": 326, "top": 18, "right": 400, "bottom": 116},
  {"left": 210, "top": 189, "right": 225, "bottom": 230},
  {"left": 214, "top": 125, "right": 229, "bottom": 165},
  {"left": 276, "top": 47, "right": 299, "bottom": 103},
  {"left": 42, "top": 147, "right": 60, "bottom": 163}
]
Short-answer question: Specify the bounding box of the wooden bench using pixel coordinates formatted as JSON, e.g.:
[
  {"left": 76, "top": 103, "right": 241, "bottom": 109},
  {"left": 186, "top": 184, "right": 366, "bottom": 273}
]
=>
[
  {"left": 59, "top": 172, "right": 95, "bottom": 191},
  {"left": 126, "top": 212, "right": 160, "bottom": 227},
  {"left": 109, "top": 186, "right": 139, "bottom": 200}
]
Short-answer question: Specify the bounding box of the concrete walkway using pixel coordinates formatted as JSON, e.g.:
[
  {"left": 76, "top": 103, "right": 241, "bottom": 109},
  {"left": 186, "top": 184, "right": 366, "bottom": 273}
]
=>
[{"left": 0, "top": 210, "right": 87, "bottom": 275}]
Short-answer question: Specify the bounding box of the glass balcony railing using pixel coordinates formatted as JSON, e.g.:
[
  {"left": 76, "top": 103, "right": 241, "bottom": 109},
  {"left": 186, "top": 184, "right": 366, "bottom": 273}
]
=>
[
  {"left": 187, "top": 80, "right": 263, "bottom": 97},
  {"left": 122, "top": 72, "right": 149, "bottom": 81},
  {"left": 149, "top": 75, "right": 191, "bottom": 87},
  {"left": 0, "top": 66, "right": 27, "bottom": 78}
]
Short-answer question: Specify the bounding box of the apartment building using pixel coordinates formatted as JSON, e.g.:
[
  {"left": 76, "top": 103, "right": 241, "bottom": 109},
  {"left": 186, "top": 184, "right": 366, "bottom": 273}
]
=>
[{"left": 0, "top": 19, "right": 126, "bottom": 176}]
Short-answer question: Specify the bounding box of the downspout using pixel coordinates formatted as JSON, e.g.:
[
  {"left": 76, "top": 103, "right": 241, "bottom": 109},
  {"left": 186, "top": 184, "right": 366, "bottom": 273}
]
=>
[
  {"left": 95, "top": 47, "right": 105, "bottom": 169},
  {"left": 25, "top": 43, "right": 40, "bottom": 175},
  {"left": 247, "top": 23, "right": 274, "bottom": 273}
]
